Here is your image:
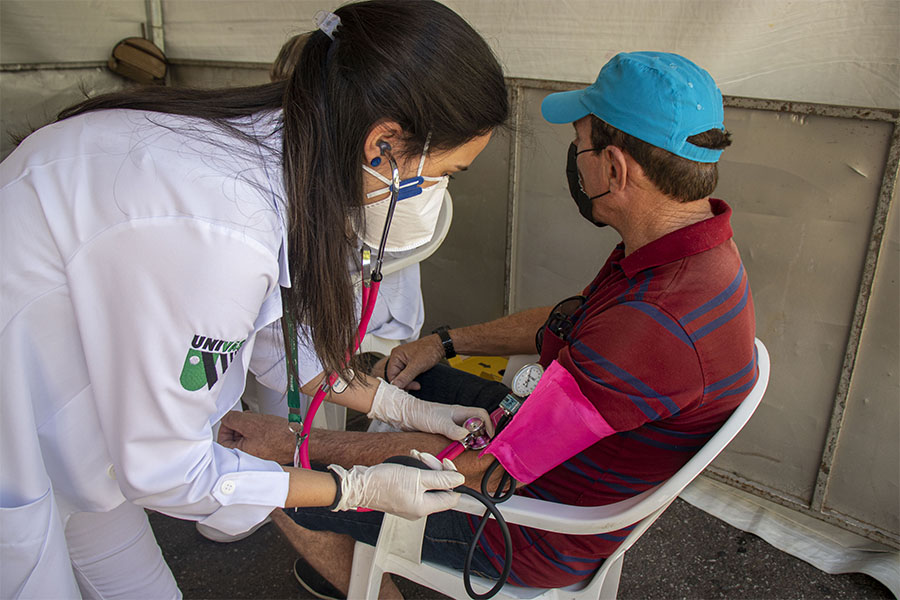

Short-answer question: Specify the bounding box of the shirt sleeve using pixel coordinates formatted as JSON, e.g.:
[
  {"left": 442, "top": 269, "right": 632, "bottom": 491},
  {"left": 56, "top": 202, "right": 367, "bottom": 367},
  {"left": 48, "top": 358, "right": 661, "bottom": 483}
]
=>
[
  {"left": 556, "top": 301, "right": 704, "bottom": 433},
  {"left": 366, "top": 264, "right": 424, "bottom": 343},
  {"left": 249, "top": 319, "right": 324, "bottom": 392},
  {"left": 66, "top": 218, "right": 289, "bottom": 534}
]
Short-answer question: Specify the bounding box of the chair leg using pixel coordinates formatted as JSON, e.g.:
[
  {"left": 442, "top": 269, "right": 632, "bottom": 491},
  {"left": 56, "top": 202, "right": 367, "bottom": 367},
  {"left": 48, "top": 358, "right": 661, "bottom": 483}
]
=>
[
  {"left": 597, "top": 555, "right": 623, "bottom": 600},
  {"left": 348, "top": 541, "right": 381, "bottom": 600}
]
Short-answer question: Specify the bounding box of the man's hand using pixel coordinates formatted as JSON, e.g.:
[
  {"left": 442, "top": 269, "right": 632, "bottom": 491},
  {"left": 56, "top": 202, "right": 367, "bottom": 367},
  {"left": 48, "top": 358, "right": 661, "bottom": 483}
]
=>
[
  {"left": 218, "top": 411, "right": 294, "bottom": 464},
  {"left": 385, "top": 334, "right": 445, "bottom": 389}
]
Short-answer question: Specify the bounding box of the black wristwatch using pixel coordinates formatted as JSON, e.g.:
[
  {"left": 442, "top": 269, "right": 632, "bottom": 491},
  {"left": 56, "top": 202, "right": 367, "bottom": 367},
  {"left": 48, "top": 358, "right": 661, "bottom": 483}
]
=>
[{"left": 432, "top": 325, "right": 457, "bottom": 359}]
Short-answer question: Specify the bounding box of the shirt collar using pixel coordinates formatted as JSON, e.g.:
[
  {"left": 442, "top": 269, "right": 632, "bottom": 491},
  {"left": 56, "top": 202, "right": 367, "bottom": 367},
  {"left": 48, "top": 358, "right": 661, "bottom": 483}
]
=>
[{"left": 619, "top": 198, "right": 733, "bottom": 278}]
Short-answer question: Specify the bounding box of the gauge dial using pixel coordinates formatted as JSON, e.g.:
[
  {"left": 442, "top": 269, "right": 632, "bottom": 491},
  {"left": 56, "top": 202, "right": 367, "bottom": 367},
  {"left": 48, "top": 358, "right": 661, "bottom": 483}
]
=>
[{"left": 511, "top": 363, "right": 544, "bottom": 397}]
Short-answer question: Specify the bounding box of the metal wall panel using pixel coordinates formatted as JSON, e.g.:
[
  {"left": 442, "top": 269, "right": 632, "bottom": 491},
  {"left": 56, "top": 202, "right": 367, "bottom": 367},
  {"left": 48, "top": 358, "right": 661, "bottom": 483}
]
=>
[
  {"left": 709, "top": 108, "right": 892, "bottom": 501},
  {"left": 510, "top": 87, "right": 622, "bottom": 311},
  {"left": 826, "top": 199, "right": 899, "bottom": 538},
  {"left": 419, "top": 128, "right": 511, "bottom": 335}
]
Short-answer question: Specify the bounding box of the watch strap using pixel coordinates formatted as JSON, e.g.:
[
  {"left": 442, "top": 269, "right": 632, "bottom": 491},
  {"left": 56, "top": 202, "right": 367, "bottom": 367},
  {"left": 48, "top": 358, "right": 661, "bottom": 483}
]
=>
[{"left": 432, "top": 325, "right": 456, "bottom": 359}]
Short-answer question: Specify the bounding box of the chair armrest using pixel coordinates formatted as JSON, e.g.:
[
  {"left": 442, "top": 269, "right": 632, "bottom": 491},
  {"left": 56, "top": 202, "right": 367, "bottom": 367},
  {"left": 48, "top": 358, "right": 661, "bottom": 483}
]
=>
[{"left": 454, "top": 490, "right": 659, "bottom": 535}]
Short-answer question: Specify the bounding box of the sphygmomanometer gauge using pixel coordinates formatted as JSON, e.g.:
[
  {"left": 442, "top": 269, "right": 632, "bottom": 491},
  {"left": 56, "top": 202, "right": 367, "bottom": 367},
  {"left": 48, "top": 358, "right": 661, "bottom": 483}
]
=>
[{"left": 511, "top": 362, "right": 544, "bottom": 398}]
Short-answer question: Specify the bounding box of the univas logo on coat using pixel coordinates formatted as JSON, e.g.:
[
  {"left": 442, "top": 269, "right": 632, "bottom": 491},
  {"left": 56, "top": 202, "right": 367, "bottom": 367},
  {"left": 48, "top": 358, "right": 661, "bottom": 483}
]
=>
[{"left": 180, "top": 335, "right": 246, "bottom": 391}]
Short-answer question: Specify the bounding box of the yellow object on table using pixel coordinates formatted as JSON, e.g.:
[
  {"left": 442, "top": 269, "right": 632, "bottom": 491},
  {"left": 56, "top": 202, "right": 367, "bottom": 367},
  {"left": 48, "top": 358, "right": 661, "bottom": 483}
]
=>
[{"left": 447, "top": 355, "right": 509, "bottom": 382}]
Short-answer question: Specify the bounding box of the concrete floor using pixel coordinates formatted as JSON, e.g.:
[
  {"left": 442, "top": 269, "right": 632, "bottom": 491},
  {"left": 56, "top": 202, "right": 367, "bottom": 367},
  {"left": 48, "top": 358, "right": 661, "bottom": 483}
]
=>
[
  {"left": 149, "top": 407, "right": 894, "bottom": 599},
  {"left": 149, "top": 497, "right": 893, "bottom": 599}
]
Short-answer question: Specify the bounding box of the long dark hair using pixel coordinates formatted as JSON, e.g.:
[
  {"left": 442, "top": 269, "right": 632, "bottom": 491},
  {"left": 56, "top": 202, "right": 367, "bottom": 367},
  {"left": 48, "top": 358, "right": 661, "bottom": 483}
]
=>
[{"left": 58, "top": 0, "right": 508, "bottom": 379}]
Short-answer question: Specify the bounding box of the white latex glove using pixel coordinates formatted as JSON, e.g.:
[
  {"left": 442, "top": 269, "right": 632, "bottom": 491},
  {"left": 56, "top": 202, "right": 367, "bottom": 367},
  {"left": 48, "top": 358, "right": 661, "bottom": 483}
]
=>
[
  {"left": 409, "top": 449, "right": 458, "bottom": 472},
  {"left": 367, "top": 379, "right": 494, "bottom": 441},
  {"left": 328, "top": 460, "right": 464, "bottom": 520}
]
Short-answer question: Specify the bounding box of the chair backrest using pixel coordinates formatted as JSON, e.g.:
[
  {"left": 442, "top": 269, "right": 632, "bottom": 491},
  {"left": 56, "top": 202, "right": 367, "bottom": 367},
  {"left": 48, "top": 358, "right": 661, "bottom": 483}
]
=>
[{"left": 454, "top": 338, "right": 770, "bottom": 535}]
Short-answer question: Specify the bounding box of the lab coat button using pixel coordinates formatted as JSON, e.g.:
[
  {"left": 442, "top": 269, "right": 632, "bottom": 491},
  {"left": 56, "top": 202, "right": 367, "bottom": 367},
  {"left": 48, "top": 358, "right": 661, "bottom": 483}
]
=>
[
  {"left": 221, "top": 480, "right": 236, "bottom": 495},
  {"left": 107, "top": 464, "right": 117, "bottom": 480}
]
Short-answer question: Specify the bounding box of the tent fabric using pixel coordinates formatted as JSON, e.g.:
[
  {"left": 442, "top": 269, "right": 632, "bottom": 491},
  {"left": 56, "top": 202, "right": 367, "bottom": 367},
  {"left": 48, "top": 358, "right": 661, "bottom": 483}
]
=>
[{"left": 682, "top": 476, "right": 900, "bottom": 598}]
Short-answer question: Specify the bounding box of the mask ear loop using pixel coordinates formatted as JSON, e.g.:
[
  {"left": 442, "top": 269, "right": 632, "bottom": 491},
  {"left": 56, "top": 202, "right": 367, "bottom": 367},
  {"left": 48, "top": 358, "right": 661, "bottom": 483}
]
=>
[{"left": 415, "top": 132, "right": 431, "bottom": 177}]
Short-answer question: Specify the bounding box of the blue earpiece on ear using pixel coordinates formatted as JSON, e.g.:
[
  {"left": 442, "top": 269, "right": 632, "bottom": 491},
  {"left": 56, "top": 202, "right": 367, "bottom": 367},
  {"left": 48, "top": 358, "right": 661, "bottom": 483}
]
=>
[{"left": 370, "top": 157, "right": 382, "bottom": 167}]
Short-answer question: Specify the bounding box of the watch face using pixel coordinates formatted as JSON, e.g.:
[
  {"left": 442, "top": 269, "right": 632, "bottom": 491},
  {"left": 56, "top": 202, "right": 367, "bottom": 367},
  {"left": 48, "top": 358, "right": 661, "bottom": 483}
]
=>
[{"left": 512, "top": 363, "right": 544, "bottom": 397}]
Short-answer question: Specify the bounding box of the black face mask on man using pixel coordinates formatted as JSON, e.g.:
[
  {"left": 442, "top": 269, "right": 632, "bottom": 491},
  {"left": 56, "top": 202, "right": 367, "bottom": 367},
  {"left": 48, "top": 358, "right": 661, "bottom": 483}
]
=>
[{"left": 566, "top": 142, "right": 610, "bottom": 228}]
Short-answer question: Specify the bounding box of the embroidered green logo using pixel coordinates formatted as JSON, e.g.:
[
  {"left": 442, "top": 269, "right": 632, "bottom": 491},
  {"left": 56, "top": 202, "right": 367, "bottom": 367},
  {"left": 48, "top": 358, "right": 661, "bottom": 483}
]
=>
[{"left": 180, "top": 335, "right": 246, "bottom": 391}]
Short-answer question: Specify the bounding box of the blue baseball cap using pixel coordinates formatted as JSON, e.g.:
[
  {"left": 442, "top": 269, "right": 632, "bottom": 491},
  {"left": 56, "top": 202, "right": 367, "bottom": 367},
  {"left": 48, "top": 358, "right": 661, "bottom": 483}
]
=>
[{"left": 541, "top": 51, "right": 725, "bottom": 163}]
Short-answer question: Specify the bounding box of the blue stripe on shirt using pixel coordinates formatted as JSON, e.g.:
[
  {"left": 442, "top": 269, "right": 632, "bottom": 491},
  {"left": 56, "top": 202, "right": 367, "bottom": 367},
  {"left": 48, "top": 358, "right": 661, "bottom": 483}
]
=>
[
  {"left": 691, "top": 281, "right": 750, "bottom": 341},
  {"left": 570, "top": 352, "right": 662, "bottom": 420},
  {"left": 682, "top": 264, "right": 744, "bottom": 324},
  {"left": 571, "top": 453, "right": 667, "bottom": 487},
  {"left": 635, "top": 269, "right": 653, "bottom": 302},
  {"left": 642, "top": 423, "right": 712, "bottom": 440},
  {"left": 620, "top": 301, "right": 694, "bottom": 347},
  {"left": 519, "top": 528, "right": 603, "bottom": 576},
  {"left": 571, "top": 339, "right": 682, "bottom": 418},
  {"left": 618, "top": 430, "right": 705, "bottom": 452},
  {"left": 711, "top": 373, "right": 758, "bottom": 403},
  {"left": 560, "top": 462, "right": 637, "bottom": 494},
  {"left": 705, "top": 355, "right": 757, "bottom": 394},
  {"left": 525, "top": 483, "right": 563, "bottom": 504},
  {"left": 616, "top": 273, "right": 641, "bottom": 303}
]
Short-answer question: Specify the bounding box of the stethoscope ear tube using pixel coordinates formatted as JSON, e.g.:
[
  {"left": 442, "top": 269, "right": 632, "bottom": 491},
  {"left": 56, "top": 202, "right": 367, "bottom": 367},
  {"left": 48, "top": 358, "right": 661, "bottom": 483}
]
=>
[
  {"left": 372, "top": 152, "right": 401, "bottom": 281},
  {"left": 292, "top": 150, "right": 400, "bottom": 469}
]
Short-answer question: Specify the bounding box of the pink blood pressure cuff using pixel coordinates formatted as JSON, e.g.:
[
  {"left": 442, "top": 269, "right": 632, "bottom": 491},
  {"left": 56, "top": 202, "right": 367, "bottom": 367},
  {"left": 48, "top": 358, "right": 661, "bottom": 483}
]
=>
[{"left": 481, "top": 360, "right": 617, "bottom": 484}]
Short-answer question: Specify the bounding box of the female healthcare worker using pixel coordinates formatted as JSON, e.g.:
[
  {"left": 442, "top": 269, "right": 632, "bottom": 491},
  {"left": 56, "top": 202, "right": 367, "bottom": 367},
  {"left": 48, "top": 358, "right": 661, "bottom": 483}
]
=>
[
  {"left": 0, "top": 1, "right": 508, "bottom": 597},
  {"left": 237, "top": 30, "right": 433, "bottom": 421}
]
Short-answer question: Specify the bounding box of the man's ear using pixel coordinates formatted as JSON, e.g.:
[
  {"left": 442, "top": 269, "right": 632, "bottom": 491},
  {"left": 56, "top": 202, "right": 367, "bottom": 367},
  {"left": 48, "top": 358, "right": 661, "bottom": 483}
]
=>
[
  {"left": 363, "top": 120, "right": 403, "bottom": 165},
  {"left": 604, "top": 146, "right": 629, "bottom": 193}
]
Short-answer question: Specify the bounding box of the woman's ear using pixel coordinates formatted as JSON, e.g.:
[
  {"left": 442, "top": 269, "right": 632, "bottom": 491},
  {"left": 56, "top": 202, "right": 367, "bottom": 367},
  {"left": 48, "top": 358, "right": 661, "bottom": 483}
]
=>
[{"left": 363, "top": 120, "right": 402, "bottom": 165}]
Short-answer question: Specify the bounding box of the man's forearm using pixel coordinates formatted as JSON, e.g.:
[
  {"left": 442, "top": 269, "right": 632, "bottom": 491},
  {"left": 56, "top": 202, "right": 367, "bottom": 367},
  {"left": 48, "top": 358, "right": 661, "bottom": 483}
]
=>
[
  {"left": 449, "top": 306, "right": 552, "bottom": 357},
  {"left": 307, "top": 429, "right": 500, "bottom": 489},
  {"left": 308, "top": 429, "right": 444, "bottom": 467}
]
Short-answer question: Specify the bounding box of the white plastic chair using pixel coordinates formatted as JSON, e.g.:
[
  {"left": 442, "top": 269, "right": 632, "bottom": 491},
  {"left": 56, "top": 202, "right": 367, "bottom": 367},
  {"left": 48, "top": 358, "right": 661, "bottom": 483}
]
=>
[{"left": 348, "top": 338, "right": 770, "bottom": 600}]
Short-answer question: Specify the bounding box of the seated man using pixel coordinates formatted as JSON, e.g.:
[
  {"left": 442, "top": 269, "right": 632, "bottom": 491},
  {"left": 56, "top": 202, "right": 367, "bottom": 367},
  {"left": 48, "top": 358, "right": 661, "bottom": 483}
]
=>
[{"left": 220, "top": 51, "right": 757, "bottom": 598}]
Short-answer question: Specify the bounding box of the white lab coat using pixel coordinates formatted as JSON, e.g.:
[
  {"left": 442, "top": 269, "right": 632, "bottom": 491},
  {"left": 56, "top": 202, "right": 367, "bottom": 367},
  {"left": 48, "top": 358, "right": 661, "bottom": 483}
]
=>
[{"left": 0, "top": 109, "right": 296, "bottom": 596}]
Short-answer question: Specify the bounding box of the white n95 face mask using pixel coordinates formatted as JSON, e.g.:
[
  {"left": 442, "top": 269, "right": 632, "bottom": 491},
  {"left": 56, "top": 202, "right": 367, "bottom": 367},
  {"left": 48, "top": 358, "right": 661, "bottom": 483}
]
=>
[{"left": 360, "top": 141, "right": 449, "bottom": 252}]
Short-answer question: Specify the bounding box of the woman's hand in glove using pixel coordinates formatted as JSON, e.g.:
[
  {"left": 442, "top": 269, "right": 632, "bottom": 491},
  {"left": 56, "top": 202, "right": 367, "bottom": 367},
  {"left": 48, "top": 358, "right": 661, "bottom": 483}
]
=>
[
  {"left": 328, "top": 455, "right": 464, "bottom": 520},
  {"left": 367, "top": 379, "right": 494, "bottom": 441}
]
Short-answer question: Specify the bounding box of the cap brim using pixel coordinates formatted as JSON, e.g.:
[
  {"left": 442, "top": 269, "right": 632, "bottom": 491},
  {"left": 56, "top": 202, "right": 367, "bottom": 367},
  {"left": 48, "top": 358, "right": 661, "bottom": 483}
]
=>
[{"left": 541, "top": 88, "right": 591, "bottom": 124}]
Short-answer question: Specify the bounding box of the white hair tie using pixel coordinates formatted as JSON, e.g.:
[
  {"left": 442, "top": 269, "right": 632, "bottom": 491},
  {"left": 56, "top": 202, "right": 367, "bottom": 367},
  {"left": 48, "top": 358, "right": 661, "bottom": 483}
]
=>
[{"left": 314, "top": 10, "right": 341, "bottom": 40}]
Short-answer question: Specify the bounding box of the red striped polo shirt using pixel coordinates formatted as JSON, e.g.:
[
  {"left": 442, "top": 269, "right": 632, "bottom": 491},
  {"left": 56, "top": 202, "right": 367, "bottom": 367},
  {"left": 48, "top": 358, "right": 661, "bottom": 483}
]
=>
[{"left": 475, "top": 198, "right": 757, "bottom": 588}]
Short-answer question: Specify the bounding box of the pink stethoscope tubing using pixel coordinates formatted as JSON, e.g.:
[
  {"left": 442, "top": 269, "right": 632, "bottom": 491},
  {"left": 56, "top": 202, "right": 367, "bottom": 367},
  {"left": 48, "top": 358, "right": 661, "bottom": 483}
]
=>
[
  {"left": 296, "top": 147, "right": 401, "bottom": 470},
  {"left": 297, "top": 277, "right": 380, "bottom": 469},
  {"left": 435, "top": 441, "right": 466, "bottom": 462}
]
